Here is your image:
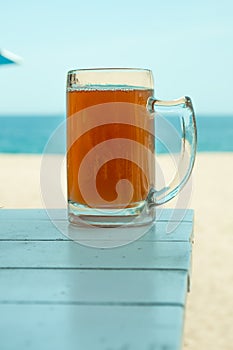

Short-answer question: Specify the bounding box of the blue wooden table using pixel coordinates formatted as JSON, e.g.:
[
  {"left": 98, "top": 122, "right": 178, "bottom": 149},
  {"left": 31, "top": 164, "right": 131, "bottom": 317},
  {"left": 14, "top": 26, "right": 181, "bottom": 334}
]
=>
[{"left": 0, "top": 209, "right": 193, "bottom": 350}]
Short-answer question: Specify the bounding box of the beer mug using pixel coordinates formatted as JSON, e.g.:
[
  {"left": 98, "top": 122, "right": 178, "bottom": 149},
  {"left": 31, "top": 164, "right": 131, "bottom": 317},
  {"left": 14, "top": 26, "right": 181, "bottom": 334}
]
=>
[{"left": 66, "top": 68, "right": 196, "bottom": 226}]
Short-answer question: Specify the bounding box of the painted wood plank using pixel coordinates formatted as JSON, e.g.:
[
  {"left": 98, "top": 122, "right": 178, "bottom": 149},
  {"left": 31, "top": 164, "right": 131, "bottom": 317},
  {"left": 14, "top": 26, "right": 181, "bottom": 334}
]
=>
[
  {"left": 144, "top": 221, "right": 193, "bottom": 242},
  {"left": 0, "top": 269, "right": 188, "bottom": 305},
  {"left": 0, "top": 220, "right": 64, "bottom": 240},
  {"left": 0, "top": 241, "right": 191, "bottom": 270},
  {"left": 0, "top": 220, "right": 193, "bottom": 242},
  {"left": 157, "top": 208, "right": 194, "bottom": 222},
  {"left": 0, "top": 209, "right": 49, "bottom": 220},
  {"left": 0, "top": 304, "right": 184, "bottom": 350},
  {"left": 61, "top": 220, "right": 193, "bottom": 245},
  {"left": 0, "top": 208, "right": 194, "bottom": 222}
]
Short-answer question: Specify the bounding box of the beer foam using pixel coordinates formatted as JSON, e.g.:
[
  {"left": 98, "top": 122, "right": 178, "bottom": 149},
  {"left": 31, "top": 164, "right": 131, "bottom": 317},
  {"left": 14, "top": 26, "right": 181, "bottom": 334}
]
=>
[{"left": 67, "top": 84, "right": 153, "bottom": 92}]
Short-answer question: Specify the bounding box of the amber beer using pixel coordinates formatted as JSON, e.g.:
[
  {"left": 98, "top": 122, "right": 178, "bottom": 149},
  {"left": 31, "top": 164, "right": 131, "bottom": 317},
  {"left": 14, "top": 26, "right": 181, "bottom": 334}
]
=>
[{"left": 67, "top": 87, "right": 155, "bottom": 209}]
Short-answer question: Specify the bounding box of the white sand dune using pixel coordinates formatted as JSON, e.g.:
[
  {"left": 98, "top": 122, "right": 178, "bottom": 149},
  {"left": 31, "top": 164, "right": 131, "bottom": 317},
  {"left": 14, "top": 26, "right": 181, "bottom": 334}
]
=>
[{"left": 0, "top": 152, "right": 233, "bottom": 349}]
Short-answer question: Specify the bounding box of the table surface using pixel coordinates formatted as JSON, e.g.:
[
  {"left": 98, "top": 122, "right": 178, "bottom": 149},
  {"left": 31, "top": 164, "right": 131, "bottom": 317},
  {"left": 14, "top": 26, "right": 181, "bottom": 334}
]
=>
[{"left": 0, "top": 209, "right": 194, "bottom": 350}]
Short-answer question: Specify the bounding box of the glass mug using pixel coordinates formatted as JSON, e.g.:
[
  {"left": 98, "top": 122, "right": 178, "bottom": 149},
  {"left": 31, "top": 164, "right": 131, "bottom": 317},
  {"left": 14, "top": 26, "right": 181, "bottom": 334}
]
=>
[{"left": 66, "top": 68, "right": 197, "bottom": 226}]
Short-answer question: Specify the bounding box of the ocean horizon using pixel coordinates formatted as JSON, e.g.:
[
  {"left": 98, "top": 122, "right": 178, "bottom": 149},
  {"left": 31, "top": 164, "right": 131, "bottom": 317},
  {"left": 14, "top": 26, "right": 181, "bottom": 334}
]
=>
[{"left": 0, "top": 115, "right": 233, "bottom": 154}]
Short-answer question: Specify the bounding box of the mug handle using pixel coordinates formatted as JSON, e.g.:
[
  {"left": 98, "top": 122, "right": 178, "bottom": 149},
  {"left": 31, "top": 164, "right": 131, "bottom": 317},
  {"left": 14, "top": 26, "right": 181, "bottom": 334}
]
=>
[{"left": 148, "top": 96, "right": 197, "bottom": 206}]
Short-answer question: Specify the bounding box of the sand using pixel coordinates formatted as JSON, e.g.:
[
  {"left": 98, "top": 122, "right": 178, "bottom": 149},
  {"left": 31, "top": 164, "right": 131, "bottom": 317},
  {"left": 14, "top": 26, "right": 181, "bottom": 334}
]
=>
[{"left": 0, "top": 152, "right": 233, "bottom": 349}]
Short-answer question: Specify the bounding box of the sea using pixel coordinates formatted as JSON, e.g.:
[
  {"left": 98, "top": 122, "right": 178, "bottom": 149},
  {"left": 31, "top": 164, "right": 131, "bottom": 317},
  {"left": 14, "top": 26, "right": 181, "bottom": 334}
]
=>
[{"left": 0, "top": 115, "right": 233, "bottom": 154}]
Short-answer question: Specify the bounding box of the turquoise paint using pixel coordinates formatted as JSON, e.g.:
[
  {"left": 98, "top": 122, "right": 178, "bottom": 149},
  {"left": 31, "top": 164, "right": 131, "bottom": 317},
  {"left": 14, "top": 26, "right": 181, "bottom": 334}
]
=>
[{"left": 0, "top": 209, "right": 194, "bottom": 350}]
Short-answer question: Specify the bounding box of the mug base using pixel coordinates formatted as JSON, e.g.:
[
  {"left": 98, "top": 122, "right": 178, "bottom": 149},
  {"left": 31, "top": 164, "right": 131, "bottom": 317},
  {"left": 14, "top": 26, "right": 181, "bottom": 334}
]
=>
[{"left": 68, "top": 201, "right": 155, "bottom": 227}]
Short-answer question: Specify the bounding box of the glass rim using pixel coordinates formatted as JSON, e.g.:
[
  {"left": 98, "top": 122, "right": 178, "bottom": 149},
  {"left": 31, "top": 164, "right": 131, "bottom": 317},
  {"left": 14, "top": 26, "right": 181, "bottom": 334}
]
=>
[{"left": 67, "top": 67, "right": 152, "bottom": 75}]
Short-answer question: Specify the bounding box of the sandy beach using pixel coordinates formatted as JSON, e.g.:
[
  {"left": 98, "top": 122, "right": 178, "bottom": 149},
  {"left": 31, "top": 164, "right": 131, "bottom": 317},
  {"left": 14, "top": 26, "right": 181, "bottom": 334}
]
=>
[{"left": 0, "top": 152, "right": 233, "bottom": 349}]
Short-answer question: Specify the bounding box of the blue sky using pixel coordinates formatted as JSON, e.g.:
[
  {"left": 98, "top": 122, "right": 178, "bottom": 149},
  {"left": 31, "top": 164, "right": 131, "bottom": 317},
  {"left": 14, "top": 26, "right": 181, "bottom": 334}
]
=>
[{"left": 0, "top": 0, "right": 233, "bottom": 115}]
